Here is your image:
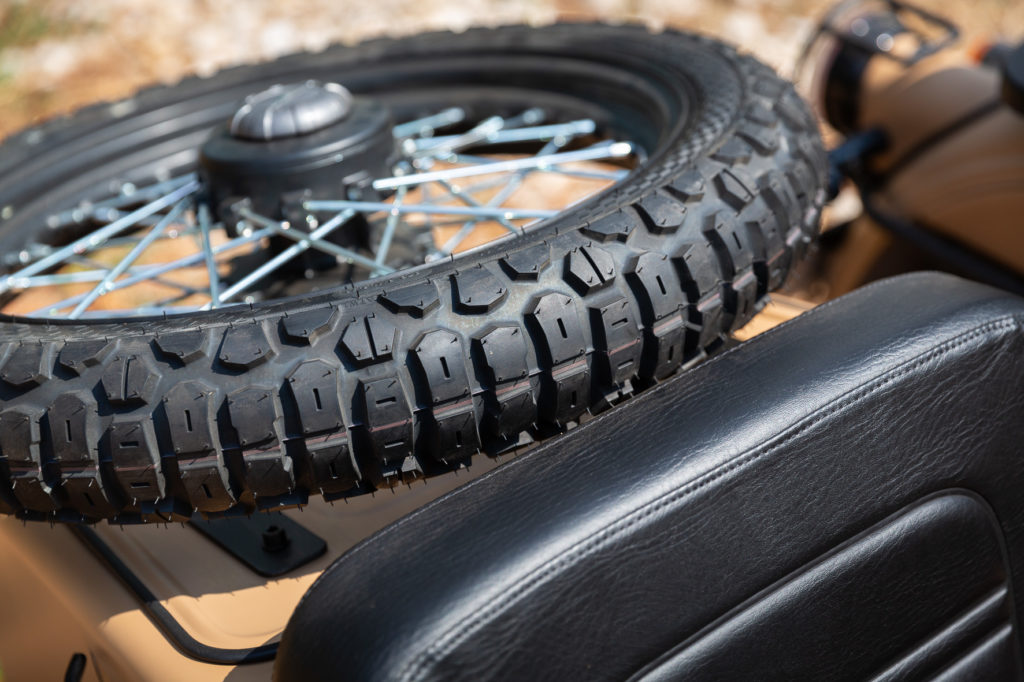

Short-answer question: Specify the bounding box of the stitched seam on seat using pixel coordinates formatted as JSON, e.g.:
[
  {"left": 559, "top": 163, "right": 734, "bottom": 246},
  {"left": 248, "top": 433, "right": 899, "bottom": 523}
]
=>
[
  {"left": 400, "top": 315, "right": 1024, "bottom": 682},
  {"left": 296, "top": 274, "right": 961, "bottom": 621}
]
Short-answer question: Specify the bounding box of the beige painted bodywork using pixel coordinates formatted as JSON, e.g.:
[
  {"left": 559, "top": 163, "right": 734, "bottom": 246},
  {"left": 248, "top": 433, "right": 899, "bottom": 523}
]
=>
[
  {"left": 0, "top": 461, "right": 498, "bottom": 681},
  {"left": 858, "top": 46, "right": 1024, "bottom": 275}
]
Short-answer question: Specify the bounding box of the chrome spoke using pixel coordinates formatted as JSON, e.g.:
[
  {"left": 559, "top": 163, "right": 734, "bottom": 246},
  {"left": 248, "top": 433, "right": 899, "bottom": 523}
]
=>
[
  {"left": 415, "top": 119, "right": 596, "bottom": 150},
  {"left": 46, "top": 174, "right": 197, "bottom": 228},
  {"left": 197, "top": 203, "right": 221, "bottom": 308},
  {"left": 409, "top": 108, "right": 544, "bottom": 158},
  {"left": 1, "top": 180, "right": 200, "bottom": 294},
  {"left": 437, "top": 137, "right": 564, "bottom": 255},
  {"left": 375, "top": 187, "right": 407, "bottom": 266},
  {"left": 210, "top": 209, "right": 357, "bottom": 307},
  {"left": 237, "top": 208, "right": 394, "bottom": 275},
  {"left": 68, "top": 197, "right": 192, "bottom": 319},
  {"left": 373, "top": 142, "right": 633, "bottom": 190},
  {"left": 432, "top": 180, "right": 518, "bottom": 233},
  {"left": 304, "top": 200, "right": 557, "bottom": 220},
  {"left": 392, "top": 107, "right": 465, "bottom": 139},
  {"left": 28, "top": 227, "right": 274, "bottom": 317}
]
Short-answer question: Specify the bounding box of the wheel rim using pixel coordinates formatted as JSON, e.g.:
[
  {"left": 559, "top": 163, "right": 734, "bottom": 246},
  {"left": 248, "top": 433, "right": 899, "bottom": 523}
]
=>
[{"left": 0, "top": 79, "right": 643, "bottom": 320}]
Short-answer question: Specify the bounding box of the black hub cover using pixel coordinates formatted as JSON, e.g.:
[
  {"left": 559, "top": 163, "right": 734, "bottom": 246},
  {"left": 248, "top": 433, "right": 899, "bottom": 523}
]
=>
[{"left": 199, "top": 81, "right": 395, "bottom": 222}]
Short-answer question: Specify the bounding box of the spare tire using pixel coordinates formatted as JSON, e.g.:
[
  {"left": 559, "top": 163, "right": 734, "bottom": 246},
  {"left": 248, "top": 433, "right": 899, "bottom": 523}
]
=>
[{"left": 0, "top": 23, "right": 826, "bottom": 522}]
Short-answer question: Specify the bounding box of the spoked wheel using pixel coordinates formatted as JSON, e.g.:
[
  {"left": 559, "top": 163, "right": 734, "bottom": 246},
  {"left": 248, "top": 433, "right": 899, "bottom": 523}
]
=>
[{"left": 0, "top": 24, "right": 826, "bottom": 522}]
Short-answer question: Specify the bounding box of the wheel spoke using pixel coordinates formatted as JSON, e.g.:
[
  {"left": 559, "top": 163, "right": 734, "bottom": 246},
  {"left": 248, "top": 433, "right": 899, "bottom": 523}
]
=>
[
  {"left": 211, "top": 209, "right": 357, "bottom": 307},
  {"left": 28, "top": 227, "right": 274, "bottom": 317},
  {"left": 304, "top": 200, "right": 556, "bottom": 220},
  {"left": 437, "top": 137, "right": 564, "bottom": 255},
  {"left": 68, "top": 196, "right": 192, "bottom": 319},
  {"left": 431, "top": 180, "right": 518, "bottom": 233},
  {"left": 375, "top": 187, "right": 407, "bottom": 266},
  {"left": 373, "top": 142, "right": 633, "bottom": 190},
  {"left": 237, "top": 208, "right": 394, "bottom": 275},
  {"left": 392, "top": 107, "right": 465, "bottom": 139},
  {"left": 197, "top": 203, "right": 222, "bottom": 308},
  {"left": 1, "top": 180, "right": 200, "bottom": 294},
  {"left": 409, "top": 108, "right": 544, "bottom": 158},
  {"left": 414, "top": 119, "right": 596, "bottom": 150}
]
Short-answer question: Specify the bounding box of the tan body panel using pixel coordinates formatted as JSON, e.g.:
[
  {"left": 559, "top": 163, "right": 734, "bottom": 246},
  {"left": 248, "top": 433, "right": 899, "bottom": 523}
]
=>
[{"left": 858, "top": 47, "right": 1024, "bottom": 273}]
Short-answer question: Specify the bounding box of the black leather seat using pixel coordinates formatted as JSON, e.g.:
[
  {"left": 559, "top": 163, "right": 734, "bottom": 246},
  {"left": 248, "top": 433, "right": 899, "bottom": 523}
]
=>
[{"left": 275, "top": 272, "right": 1024, "bottom": 681}]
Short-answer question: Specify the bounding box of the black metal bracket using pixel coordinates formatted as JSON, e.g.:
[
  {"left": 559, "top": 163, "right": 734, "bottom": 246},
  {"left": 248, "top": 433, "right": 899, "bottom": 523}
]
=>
[{"left": 189, "top": 512, "right": 326, "bottom": 577}]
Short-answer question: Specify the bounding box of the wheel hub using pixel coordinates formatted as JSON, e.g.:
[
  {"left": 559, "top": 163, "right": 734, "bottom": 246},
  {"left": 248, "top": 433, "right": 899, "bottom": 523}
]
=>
[{"left": 199, "top": 80, "right": 395, "bottom": 221}]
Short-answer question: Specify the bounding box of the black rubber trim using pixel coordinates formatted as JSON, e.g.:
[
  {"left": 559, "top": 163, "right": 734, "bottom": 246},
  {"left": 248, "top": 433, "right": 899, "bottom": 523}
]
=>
[{"left": 71, "top": 525, "right": 278, "bottom": 665}]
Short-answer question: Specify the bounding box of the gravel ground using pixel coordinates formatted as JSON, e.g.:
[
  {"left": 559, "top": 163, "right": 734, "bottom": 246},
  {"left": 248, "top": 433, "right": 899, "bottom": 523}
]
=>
[{"left": 0, "top": 0, "right": 1020, "bottom": 140}]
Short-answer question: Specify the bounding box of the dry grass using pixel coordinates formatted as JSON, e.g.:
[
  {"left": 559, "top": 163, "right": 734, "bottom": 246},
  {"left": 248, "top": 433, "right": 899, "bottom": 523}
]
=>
[{"left": 0, "top": 0, "right": 1020, "bottom": 139}]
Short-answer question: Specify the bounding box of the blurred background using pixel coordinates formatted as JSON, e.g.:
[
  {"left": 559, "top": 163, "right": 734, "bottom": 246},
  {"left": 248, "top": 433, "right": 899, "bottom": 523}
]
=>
[{"left": 0, "top": 0, "right": 1021, "bottom": 141}]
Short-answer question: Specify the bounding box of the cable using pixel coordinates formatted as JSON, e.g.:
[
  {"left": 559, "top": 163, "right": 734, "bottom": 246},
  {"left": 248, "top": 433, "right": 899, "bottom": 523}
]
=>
[{"left": 71, "top": 525, "right": 278, "bottom": 666}]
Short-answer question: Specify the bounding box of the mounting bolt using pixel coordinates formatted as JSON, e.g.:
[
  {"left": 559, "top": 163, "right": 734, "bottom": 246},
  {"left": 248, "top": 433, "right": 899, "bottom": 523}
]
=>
[{"left": 261, "top": 524, "right": 291, "bottom": 553}]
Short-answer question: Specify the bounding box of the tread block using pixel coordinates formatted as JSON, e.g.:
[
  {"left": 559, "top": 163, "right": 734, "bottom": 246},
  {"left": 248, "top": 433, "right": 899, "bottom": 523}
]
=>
[
  {"left": 453, "top": 266, "right": 508, "bottom": 314},
  {"left": 46, "top": 392, "right": 99, "bottom": 466},
  {"left": 527, "top": 293, "right": 588, "bottom": 367},
  {"left": 473, "top": 325, "right": 529, "bottom": 385},
  {"left": 101, "top": 354, "right": 160, "bottom": 406},
  {"left": 433, "top": 406, "right": 480, "bottom": 462},
  {"left": 59, "top": 339, "right": 113, "bottom": 375},
  {"left": 714, "top": 167, "right": 757, "bottom": 212},
  {"left": 1, "top": 342, "right": 54, "bottom": 388},
  {"left": 590, "top": 298, "right": 643, "bottom": 386},
  {"left": 287, "top": 359, "right": 345, "bottom": 435},
  {"left": 759, "top": 171, "right": 803, "bottom": 236},
  {"left": 636, "top": 191, "right": 688, "bottom": 234},
  {"left": 668, "top": 169, "right": 706, "bottom": 202},
  {"left": 164, "top": 377, "right": 237, "bottom": 513},
  {"left": 378, "top": 282, "right": 440, "bottom": 317},
  {"left": 704, "top": 212, "right": 755, "bottom": 275},
  {"left": 305, "top": 436, "right": 359, "bottom": 493},
  {"left": 490, "top": 384, "right": 535, "bottom": 439},
  {"left": 775, "top": 90, "right": 814, "bottom": 130},
  {"left": 644, "top": 313, "right": 687, "bottom": 380},
  {"left": 737, "top": 120, "right": 779, "bottom": 155},
  {"left": 744, "top": 101, "right": 778, "bottom": 127},
  {"left": 239, "top": 447, "right": 295, "bottom": 498},
  {"left": 340, "top": 314, "right": 398, "bottom": 366},
  {"left": 564, "top": 245, "right": 616, "bottom": 296},
  {"left": 710, "top": 137, "right": 752, "bottom": 165},
  {"left": 500, "top": 243, "right": 551, "bottom": 281},
  {"left": 582, "top": 209, "right": 640, "bottom": 243},
  {"left": 627, "top": 251, "right": 685, "bottom": 321},
  {"left": 473, "top": 326, "right": 534, "bottom": 439},
  {"left": 411, "top": 329, "right": 471, "bottom": 405},
  {"left": 107, "top": 418, "right": 165, "bottom": 503},
  {"left": 547, "top": 364, "right": 590, "bottom": 426},
  {"left": 281, "top": 307, "right": 338, "bottom": 344},
  {"left": 752, "top": 74, "right": 786, "bottom": 99},
  {"left": 178, "top": 458, "right": 234, "bottom": 513},
  {"left": 358, "top": 376, "right": 413, "bottom": 467},
  {"left": 673, "top": 240, "right": 724, "bottom": 296},
  {"left": 219, "top": 323, "right": 275, "bottom": 370},
  {"left": 227, "top": 387, "right": 282, "bottom": 448},
  {"left": 154, "top": 330, "right": 208, "bottom": 364},
  {"left": 0, "top": 407, "right": 58, "bottom": 513},
  {"left": 163, "top": 381, "right": 218, "bottom": 456},
  {"left": 696, "top": 292, "right": 726, "bottom": 349}
]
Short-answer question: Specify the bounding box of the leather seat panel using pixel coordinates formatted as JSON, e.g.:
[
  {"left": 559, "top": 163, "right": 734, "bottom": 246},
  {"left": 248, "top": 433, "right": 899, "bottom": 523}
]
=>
[
  {"left": 634, "top": 492, "right": 1022, "bottom": 682},
  {"left": 275, "top": 273, "right": 1024, "bottom": 682}
]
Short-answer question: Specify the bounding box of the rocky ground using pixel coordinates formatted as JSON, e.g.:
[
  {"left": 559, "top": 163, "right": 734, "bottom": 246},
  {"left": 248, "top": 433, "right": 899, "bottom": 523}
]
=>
[{"left": 0, "top": 0, "right": 1020, "bottom": 139}]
